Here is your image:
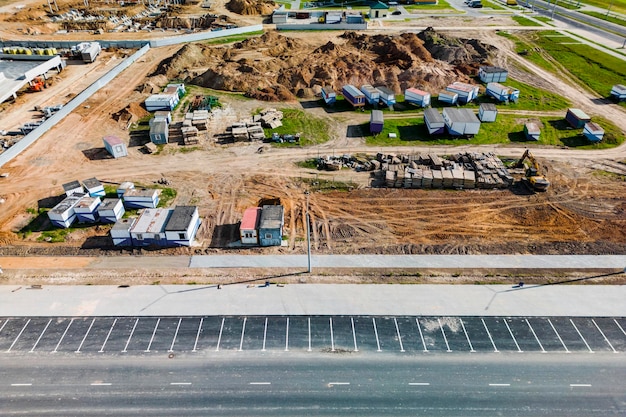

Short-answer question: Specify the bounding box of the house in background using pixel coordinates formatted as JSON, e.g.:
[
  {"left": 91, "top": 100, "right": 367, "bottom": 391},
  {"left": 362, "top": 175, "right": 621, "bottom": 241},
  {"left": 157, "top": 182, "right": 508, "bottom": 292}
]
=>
[{"left": 369, "top": 1, "right": 389, "bottom": 18}]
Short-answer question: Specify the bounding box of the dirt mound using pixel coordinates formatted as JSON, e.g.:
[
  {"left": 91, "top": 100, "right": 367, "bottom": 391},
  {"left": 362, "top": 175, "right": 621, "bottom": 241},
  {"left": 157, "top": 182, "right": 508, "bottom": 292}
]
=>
[
  {"left": 153, "top": 29, "right": 493, "bottom": 101},
  {"left": 226, "top": 0, "right": 277, "bottom": 15},
  {"left": 112, "top": 102, "right": 150, "bottom": 124}
]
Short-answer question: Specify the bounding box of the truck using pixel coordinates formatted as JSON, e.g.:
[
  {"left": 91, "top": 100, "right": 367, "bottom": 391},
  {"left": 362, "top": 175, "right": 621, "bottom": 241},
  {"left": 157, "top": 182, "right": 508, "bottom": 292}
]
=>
[{"left": 469, "top": 0, "right": 483, "bottom": 7}]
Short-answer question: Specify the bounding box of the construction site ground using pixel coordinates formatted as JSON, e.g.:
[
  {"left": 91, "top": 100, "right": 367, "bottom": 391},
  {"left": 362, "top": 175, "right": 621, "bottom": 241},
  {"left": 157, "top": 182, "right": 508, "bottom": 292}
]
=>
[{"left": 1, "top": 0, "right": 626, "bottom": 285}]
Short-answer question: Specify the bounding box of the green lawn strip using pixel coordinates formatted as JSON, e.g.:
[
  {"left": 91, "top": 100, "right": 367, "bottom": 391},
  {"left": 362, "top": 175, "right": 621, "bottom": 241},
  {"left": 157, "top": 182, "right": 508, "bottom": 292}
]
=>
[
  {"left": 482, "top": 0, "right": 505, "bottom": 10},
  {"left": 404, "top": 0, "right": 459, "bottom": 11},
  {"left": 580, "top": 10, "right": 626, "bottom": 26},
  {"left": 511, "top": 14, "right": 543, "bottom": 26},
  {"left": 264, "top": 108, "right": 331, "bottom": 146},
  {"left": 578, "top": 0, "right": 626, "bottom": 15},
  {"left": 204, "top": 31, "right": 264, "bottom": 45}
]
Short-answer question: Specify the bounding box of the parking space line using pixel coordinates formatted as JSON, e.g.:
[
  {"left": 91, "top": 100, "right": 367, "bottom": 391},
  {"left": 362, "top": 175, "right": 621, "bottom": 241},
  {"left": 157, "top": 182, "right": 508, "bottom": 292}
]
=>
[
  {"left": 614, "top": 319, "right": 626, "bottom": 336},
  {"left": 170, "top": 382, "right": 191, "bottom": 386},
  {"left": 570, "top": 384, "right": 592, "bottom": 387},
  {"left": 91, "top": 382, "right": 112, "bottom": 386},
  {"left": 239, "top": 317, "right": 247, "bottom": 352},
  {"left": 372, "top": 318, "right": 381, "bottom": 352},
  {"left": 329, "top": 317, "right": 334, "bottom": 352},
  {"left": 76, "top": 318, "right": 96, "bottom": 353},
  {"left": 100, "top": 318, "right": 117, "bottom": 353},
  {"left": 192, "top": 318, "right": 203, "bottom": 352},
  {"left": 438, "top": 318, "right": 451, "bottom": 352},
  {"left": 351, "top": 317, "right": 358, "bottom": 352},
  {"left": 481, "top": 318, "right": 499, "bottom": 352},
  {"left": 570, "top": 319, "right": 593, "bottom": 353},
  {"left": 408, "top": 382, "right": 430, "bottom": 386},
  {"left": 215, "top": 318, "right": 224, "bottom": 352},
  {"left": 249, "top": 382, "right": 271, "bottom": 385},
  {"left": 489, "top": 383, "right": 510, "bottom": 387},
  {"left": 30, "top": 319, "right": 51, "bottom": 353},
  {"left": 7, "top": 319, "right": 30, "bottom": 352},
  {"left": 262, "top": 317, "right": 268, "bottom": 352},
  {"left": 145, "top": 318, "right": 160, "bottom": 352},
  {"left": 308, "top": 317, "right": 312, "bottom": 352},
  {"left": 53, "top": 318, "right": 74, "bottom": 353},
  {"left": 285, "top": 318, "right": 289, "bottom": 352},
  {"left": 416, "top": 318, "right": 428, "bottom": 352},
  {"left": 10, "top": 383, "right": 32, "bottom": 387},
  {"left": 394, "top": 318, "right": 405, "bottom": 352},
  {"left": 592, "top": 319, "right": 617, "bottom": 353},
  {"left": 459, "top": 318, "right": 475, "bottom": 352},
  {"left": 548, "top": 319, "right": 569, "bottom": 353},
  {"left": 169, "top": 318, "right": 182, "bottom": 353},
  {"left": 504, "top": 319, "right": 522, "bottom": 353},
  {"left": 526, "top": 319, "right": 546, "bottom": 353},
  {"left": 122, "top": 318, "right": 139, "bottom": 353},
  {"left": 0, "top": 319, "right": 9, "bottom": 333}
]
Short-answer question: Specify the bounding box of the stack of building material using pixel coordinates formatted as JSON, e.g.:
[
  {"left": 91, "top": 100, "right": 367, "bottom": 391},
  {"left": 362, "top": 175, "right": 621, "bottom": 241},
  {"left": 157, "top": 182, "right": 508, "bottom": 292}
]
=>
[
  {"left": 192, "top": 110, "right": 209, "bottom": 130},
  {"left": 433, "top": 169, "right": 444, "bottom": 188},
  {"left": 181, "top": 126, "right": 199, "bottom": 144},
  {"left": 395, "top": 170, "right": 405, "bottom": 188},
  {"left": 422, "top": 169, "right": 433, "bottom": 188},
  {"left": 231, "top": 124, "right": 249, "bottom": 142},
  {"left": 429, "top": 153, "right": 443, "bottom": 169},
  {"left": 260, "top": 109, "right": 283, "bottom": 129},
  {"left": 463, "top": 170, "right": 476, "bottom": 188},
  {"left": 610, "top": 84, "right": 626, "bottom": 102},
  {"left": 247, "top": 123, "right": 265, "bottom": 141},
  {"left": 451, "top": 166, "right": 465, "bottom": 188},
  {"left": 385, "top": 170, "right": 396, "bottom": 187}
]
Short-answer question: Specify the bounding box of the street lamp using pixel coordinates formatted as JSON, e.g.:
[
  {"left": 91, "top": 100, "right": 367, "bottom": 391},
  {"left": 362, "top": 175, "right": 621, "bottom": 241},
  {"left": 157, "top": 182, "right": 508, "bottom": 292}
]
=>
[
  {"left": 550, "top": 0, "right": 558, "bottom": 20},
  {"left": 304, "top": 191, "right": 311, "bottom": 274},
  {"left": 606, "top": 0, "right": 614, "bottom": 18}
]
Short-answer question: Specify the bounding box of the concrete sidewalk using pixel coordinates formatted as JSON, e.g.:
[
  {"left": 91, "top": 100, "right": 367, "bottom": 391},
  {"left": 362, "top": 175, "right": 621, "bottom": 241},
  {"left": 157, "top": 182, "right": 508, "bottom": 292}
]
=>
[{"left": 1, "top": 284, "right": 624, "bottom": 317}]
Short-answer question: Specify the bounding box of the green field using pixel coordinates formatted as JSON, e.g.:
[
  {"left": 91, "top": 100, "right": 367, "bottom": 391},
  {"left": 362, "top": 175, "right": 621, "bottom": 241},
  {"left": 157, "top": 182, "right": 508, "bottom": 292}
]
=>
[
  {"left": 204, "top": 31, "right": 264, "bottom": 45},
  {"left": 511, "top": 15, "right": 543, "bottom": 26},
  {"left": 404, "top": 0, "right": 460, "bottom": 11},
  {"left": 579, "top": 0, "right": 626, "bottom": 15},
  {"left": 580, "top": 10, "right": 626, "bottom": 26},
  {"left": 264, "top": 108, "right": 331, "bottom": 146}
]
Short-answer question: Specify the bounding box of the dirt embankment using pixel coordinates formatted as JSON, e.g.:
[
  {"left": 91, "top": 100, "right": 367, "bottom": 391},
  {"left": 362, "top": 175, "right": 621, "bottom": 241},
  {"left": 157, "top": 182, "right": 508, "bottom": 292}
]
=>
[{"left": 148, "top": 28, "right": 493, "bottom": 101}]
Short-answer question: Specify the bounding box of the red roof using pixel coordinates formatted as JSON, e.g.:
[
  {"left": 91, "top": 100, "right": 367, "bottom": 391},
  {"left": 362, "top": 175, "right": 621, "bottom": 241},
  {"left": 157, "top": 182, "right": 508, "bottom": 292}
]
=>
[
  {"left": 241, "top": 207, "right": 261, "bottom": 230},
  {"left": 103, "top": 135, "right": 123, "bottom": 145}
]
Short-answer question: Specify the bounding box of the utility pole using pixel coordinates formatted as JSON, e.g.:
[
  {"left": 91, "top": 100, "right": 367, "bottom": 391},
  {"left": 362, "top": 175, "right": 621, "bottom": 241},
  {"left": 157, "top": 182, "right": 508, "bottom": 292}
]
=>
[
  {"left": 606, "top": 0, "right": 614, "bottom": 18},
  {"left": 304, "top": 191, "right": 311, "bottom": 274},
  {"left": 550, "top": 0, "right": 558, "bottom": 20}
]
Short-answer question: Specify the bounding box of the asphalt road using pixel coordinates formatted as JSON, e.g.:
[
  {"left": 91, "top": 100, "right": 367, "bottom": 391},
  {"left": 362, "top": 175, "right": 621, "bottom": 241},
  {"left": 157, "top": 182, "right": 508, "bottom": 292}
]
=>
[{"left": 1, "top": 354, "right": 624, "bottom": 416}]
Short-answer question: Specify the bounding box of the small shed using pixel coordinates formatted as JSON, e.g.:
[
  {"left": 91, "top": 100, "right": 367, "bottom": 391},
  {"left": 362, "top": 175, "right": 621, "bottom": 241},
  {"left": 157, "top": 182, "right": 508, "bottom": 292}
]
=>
[
  {"left": 369, "top": 1, "right": 389, "bottom": 18},
  {"left": 478, "top": 103, "right": 497, "bottom": 122},
  {"left": 424, "top": 108, "right": 445, "bottom": 135},
  {"left": 240, "top": 207, "right": 262, "bottom": 245},
  {"left": 583, "top": 122, "right": 604, "bottom": 143},
  {"left": 74, "top": 196, "right": 101, "bottom": 223},
  {"left": 123, "top": 188, "right": 160, "bottom": 209},
  {"left": 376, "top": 86, "right": 396, "bottom": 107},
  {"left": 478, "top": 66, "right": 508, "bottom": 83},
  {"left": 437, "top": 90, "right": 458, "bottom": 105},
  {"left": 83, "top": 177, "right": 105, "bottom": 197},
  {"left": 97, "top": 198, "right": 125, "bottom": 223},
  {"left": 153, "top": 110, "right": 172, "bottom": 125},
  {"left": 48, "top": 195, "right": 82, "bottom": 228},
  {"left": 259, "top": 205, "right": 284, "bottom": 247},
  {"left": 62, "top": 180, "right": 84, "bottom": 197},
  {"left": 442, "top": 108, "right": 481, "bottom": 136},
  {"left": 149, "top": 119, "right": 169, "bottom": 145},
  {"left": 361, "top": 84, "right": 380, "bottom": 106},
  {"left": 111, "top": 217, "right": 136, "bottom": 246},
  {"left": 321, "top": 86, "right": 336, "bottom": 106},
  {"left": 166, "top": 83, "right": 185, "bottom": 98},
  {"left": 524, "top": 122, "right": 541, "bottom": 141},
  {"left": 610, "top": 84, "right": 626, "bottom": 101},
  {"left": 370, "top": 110, "right": 384, "bottom": 134},
  {"left": 404, "top": 88, "right": 430, "bottom": 107},
  {"left": 342, "top": 85, "right": 366, "bottom": 108},
  {"left": 116, "top": 181, "right": 135, "bottom": 198},
  {"left": 164, "top": 206, "right": 201, "bottom": 246},
  {"left": 103, "top": 135, "right": 127, "bottom": 158},
  {"left": 565, "top": 108, "right": 591, "bottom": 128}
]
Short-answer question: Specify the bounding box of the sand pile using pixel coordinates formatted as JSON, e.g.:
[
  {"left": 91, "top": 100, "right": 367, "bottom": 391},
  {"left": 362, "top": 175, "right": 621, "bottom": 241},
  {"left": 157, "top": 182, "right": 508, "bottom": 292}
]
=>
[{"left": 226, "top": 0, "right": 277, "bottom": 15}]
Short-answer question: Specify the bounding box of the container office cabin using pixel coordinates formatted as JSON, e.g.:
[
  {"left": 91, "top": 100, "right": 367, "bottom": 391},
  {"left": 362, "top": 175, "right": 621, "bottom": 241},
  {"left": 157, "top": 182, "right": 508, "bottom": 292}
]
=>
[
  {"left": 321, "top": 86, "right": 336, "bottom": 106},
  {"left": 103, "top": 135, "right": 127, "bottom": 158},
  {"left": 610, "top": 84, "right": 626, "bottom": 102},
  {"left": 74, "top": 196, "right": 101, "bottom": 223},
  {"left": 83, "top": 177, "right": 105, "bottom": 197},
  {"left": 583, "top": 122, "right": 604, "bottom": 143},
  {"left": 123, "top": 188, "right": 160, "bottom": 209},
  {"left": 478, "top": 103, "right": 497, "bottom": 122},
  {"left": 97, "top": 198, "right": 125, "bottom": 223},
  {"left": 152, "top": 110, "right": 172, "bottom": 125},
  {"left": 129, "top": 208, "right": 171, "bottom": 247},
  {"left": 166, "top": 83, "right": 185, "bottom": 98},
  {"left": 144, "top": 93, "right": 178, "bottom": 112},
  {"left": 116, "top": 181, "right": 135, "bottom": 198},
  {"left": 110, "top": 217, "right": 136, "bottom": 246},
  {"left": 486, "top": 82, "right": 519, "bottom": 103},
  {"left": 47, "top": 195, "right": 82, "bottom": 228},
  {"left": 62, "top": 180, "right": 84, "bottom": 197},
  {"left": 240, "top": 207, "right": 262, "bottom": 245},
  {"left": 423, "top": 108, "right": 445, "bottom": 135},
  {"left": 446, "top": 82, "right": 479, "bottom": 104},
  {"left": 361, "top": 84, "right": 380, "bottom": 106},
  {"left": 149, "top": 119, "right": 169, "bottom": 145},
  {"left": 369, "top": 110, "right": 384, "bottom": 134},
  {"left": 442, "top": 108, "right": 481, "bottom": 136},
  {"left": 437, "top": 90, "right": 458, "bottom": 105},
  {"left": 164, "top": 206, "right": 201, "bottom": 246},
  {"left": 478, "top": 66, "right": 508, "bottom": 83},
  {"left": 565, "top": 108, "right": 591, "bottom": 128},
  {"left": 524, "top": 122, "right": 540, "bottom": 141},
  {"left": 259, "top": 205, "right": 284, "bottom": 247},
  {"left": 342, "top": 85, "right": 366, "bottom": 108},
  {"left": 404, "top": 88, "right": 430, "bottom": 107},
  {"left": 376, "top": 86, "right": 396, "bottom": 108}
]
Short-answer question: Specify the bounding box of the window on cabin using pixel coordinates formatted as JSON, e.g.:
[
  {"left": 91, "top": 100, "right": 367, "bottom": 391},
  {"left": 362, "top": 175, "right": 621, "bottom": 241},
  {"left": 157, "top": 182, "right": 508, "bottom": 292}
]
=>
[
  {"left": 179, "top": 233, "right": 186, "bottom": 240},
  {"left": 265, "top": 233, "right": 272, "bottom": 239},
  {"left": 136, "top": 234, "right": 143, "bottom": 240}
]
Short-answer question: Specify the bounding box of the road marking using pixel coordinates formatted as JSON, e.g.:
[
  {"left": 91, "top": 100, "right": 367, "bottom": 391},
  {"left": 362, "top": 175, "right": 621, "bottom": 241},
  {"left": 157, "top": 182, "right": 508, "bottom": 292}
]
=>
[
  {"left": 239, "top": 317, "right": 247, "bottom": 352},
  {"left": 459, "top": 318, "right": 475, "bottom": 352},
  {"left": 504, "top": 319, "right": 522, "bottom": 353},
  {"left": 169, "top": 318, "right": 182, "bottom": 352},
  {"left": 0, "top": 319, "right": 9, "bottom": 333},
  {"left": 90, "top": 382, "right": 112, "bottom": 386},
  {"left": 328, "top": 382, "right": 350, "bottom": 386},
  {"left": 100, "top": 318, "right": 117, "bottom": 353},
  {"left": 438, "top": 318, "right": 451, "bottom": 352},
  {"left": 11, "top": 383, "right": 32, "bottom": 387},
  {"left": 489, "top": 383, "right": 510, "bottom": 387},
  {"left": 394, "top": 317, "right": 405, "bottom": 352},
  {"left": 526, "top": 319, "right": 545, "bottom": 353},
  {"left": 215, "top": 318, "right": 224, "bottom": 352},
  {"left": 416, "top": 318, "right": 428, "bottom": 352},
  {"left": 170, "top": 382, "right": 192, "bottom": 386},
  {"left": 192, "top": 318, "right": 203, "bottom": 352},
  {"left": 285, "top": 317, "right": 290, "bottom": 352},
  {"left": 614, "top": 319, "right": 626, "bottom": 336},
  {"left": 481, "top": 318, "right": 498, "bottom": 353},
  {"left": 351, "top": 317, "right": 359, "bottom": 352},
  {"left": 30, "top": 319, "right": 51, "bottom": 353},
  {"left": 8, "top": 319, "right": 30, "bottom": 352},
  {"left": 76, "top": 318, "right": 96, "bottom": 353},
  {"left": 408, "top": 382, "right": 430, "bottom": 386},
  {"left": 123, "top": 318, "right": 139, "bottom": 353},
  {"left": 569, "top": 319, "right": 593, "bottom": 353},
  {"left": 249, "top": 382, "right": 271, "bottom": 385},
  {"left": 592, "top": 319, "right": 617, "bottom": 353},
  {"left": 372, "top": 318, "right": 381, "bottom": 352},
  {"left": 548, "top": 319, "right": 569, "bottom": 353},
  {"left": 570, "top": 384, "right": 592, "bottom": 387},
  {"left": 145, "top": 318, "right": 160, "bottom": 352},
  {"left": 308, "top": 317, "right": 312, "bottom": 352},
  {"left": 53, "top": 318, "right": 74, "bottom": 353},
  {"left": 329, "top": 317, "right": 334, "bottom": 352},
  {"left": 262, "top": 317, "right": 268, "bottom": 352}
]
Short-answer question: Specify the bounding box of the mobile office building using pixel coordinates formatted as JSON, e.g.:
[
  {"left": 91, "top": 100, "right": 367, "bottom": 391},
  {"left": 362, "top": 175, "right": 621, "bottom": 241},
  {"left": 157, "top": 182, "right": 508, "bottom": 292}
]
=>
[
  {"left": 342, "top": 85, "right": 366, "bottom": 108},
  {"left": 478, "top": 66, "right": 508, "bottom": 83},
  {"left": 610, "top": 84, "right": 626, "bottom": 101},
  {"left": 259, "top": 205, "right": 284, "bottom": 247},
  {"left": 442, "top": 108, "right": 481, "bottom": 136},
  {"left": 446, "top": 82, "right": 479, "bottom": 104},
  {"left": 62, "top": 180, "right": 84, "bottom": 197},
  {"left": 149, "top": 119, "right": 169, "bottom": 144},
  {"left": 48, "top": 195, "right": 82, "bottom": 228},
  {"left": 583, "top": 122, "right": 604, "bottom": 143},
  {"left": 376, "top": 86, "right": 396, "bottom": 107},
  {"left": 164, "top": 206, "right": 201, "bottom": 246},
  {"left": 122, "top": 188, "right": 160, "bottom": 209},
  {"left": 97, "top": 198, "right": 125, "bottom": 223},
  {"left": 370, "top": 110, "right": 384, "bottom": 134},
  {"left": 321, "top": 86, "right": 336, "bottom": 106},
  {"left": 565, "top": 108, "right": 591, "bottom": 128},
  {"left": 524, "top": 122, "right": 541, "bottom": 141},
  {"left": 437, "top": 90, "right": 458, "bottom": 105},
  {"left": 110, "top": 217, "right": 136, "bottom": 246},
  {"left": 404, "top": 88, "right": 430, "bottom": 107},
  {"left": 74, "top": 196, "right": 101, "bottom": 223},
  {"left": 103, "top": 135, "right": 127, "bottom": 158},
  {"left": 83, "top": 177, "right": 105, "bottom": 197},
  {"left": 240, "top": 207, "right": 262, "bottom": 245},
  {"left": 361, "top": 84, "right": 380, "bottom": 106},
  {"left": 478, "top": 103, "right": 497, "bottom": 122},
  {"left": 424, "top": 108, "right": 445, "bottom": 135}
]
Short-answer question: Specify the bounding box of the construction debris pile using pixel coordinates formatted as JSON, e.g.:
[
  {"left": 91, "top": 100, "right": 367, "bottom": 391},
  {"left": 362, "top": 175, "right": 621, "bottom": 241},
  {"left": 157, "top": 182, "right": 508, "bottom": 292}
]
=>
[{"left": 226, "top": 108, "right": 283, "bottom": 142}]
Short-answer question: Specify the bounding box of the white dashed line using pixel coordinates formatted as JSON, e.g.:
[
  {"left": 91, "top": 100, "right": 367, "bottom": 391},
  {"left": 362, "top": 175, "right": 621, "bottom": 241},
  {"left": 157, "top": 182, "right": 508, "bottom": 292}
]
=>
[
  {"left": 90, "top": 382, "right": 112, "bottom": 386},
  {"left": 10, "top": 383, "right": 32, "bottom": 387},
  {"left": 408, "top": 382, "right": 430, "bottom": 386},
  {"left": 249, "top": 382, "right": 271, "bottom": 385},
  {"left": 170, "top": 382, "right": 192, "bottom": 386},
  {"left": 489, "top": 383, "right": 510, "bottom": 387},
  {"left": 262, "top": 317, "right": 268, "bottom": 352},
  {"left": 0, "top": 319, "right": 9, "bottom": 333},
  {"left": 285, "top": 317, "right": 290, "bottom": 352},
  {"left": 328, "top": 382, "right": 350, "bottom": 386},
  {"left": 307, "top": 317, "right": 312, "bottom": 352},
  {"left": 570, "top": 384, "right": 592, "bottom": 387},
  {"left": 614, "top": 319, "right": 626, "bottom": 336},
  {"left": 329, "top": 317, "right": 334, "bottom": 352}
]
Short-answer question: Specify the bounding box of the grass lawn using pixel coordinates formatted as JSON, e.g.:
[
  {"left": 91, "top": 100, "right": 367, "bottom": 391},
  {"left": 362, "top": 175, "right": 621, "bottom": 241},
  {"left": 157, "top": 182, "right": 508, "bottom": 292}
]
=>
[
  {"left": 580, "top": 10, "right": 626, "bottom": 26},
  {"left": 405, "top": 0, "right": 460, "bottom": 11},
  {"left": 579, "top": 0, "right": 626, "bottom": 15},
  {"left": 511, "top": 15, "right": 543, "bottom": 26},
  {"left": 264, "top": 108, "right": 331, "bottom": 146},
  {"left": 204, "top": 31, "right": 264, "bottom": 45}
]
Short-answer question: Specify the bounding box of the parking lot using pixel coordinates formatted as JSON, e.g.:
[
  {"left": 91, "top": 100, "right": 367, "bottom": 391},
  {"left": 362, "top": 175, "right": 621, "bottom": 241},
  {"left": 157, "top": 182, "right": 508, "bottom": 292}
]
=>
[{"left": 0, "top": 315, "right": 624, "bottom": 355}]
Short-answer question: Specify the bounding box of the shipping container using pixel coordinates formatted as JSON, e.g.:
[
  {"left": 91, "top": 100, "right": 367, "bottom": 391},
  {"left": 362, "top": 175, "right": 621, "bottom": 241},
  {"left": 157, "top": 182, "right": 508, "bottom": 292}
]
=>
[
  {"left": 370, "top": 110, "right": 384, "bottom": 134},
  {"left": 404, "top": 88, "right": 431, "bottom": 107},
  {"left": 478, "top": 103, "right": 497, "bottom": 122},
  {"left": 565, "top": 108, "right": 591, "bottom": 128},
  {"left": 583, "top": 122, "right": 604, "bottom": 143}
]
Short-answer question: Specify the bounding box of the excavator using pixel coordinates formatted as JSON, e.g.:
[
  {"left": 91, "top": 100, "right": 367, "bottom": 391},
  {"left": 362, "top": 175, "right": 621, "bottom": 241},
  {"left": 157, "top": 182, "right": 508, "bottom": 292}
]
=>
[
  {"left": 515, "top": 149, "right": 550, "bottom": 192},
  {"left": 28, "top": 77, "right": 45, "bottom": 93}
]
